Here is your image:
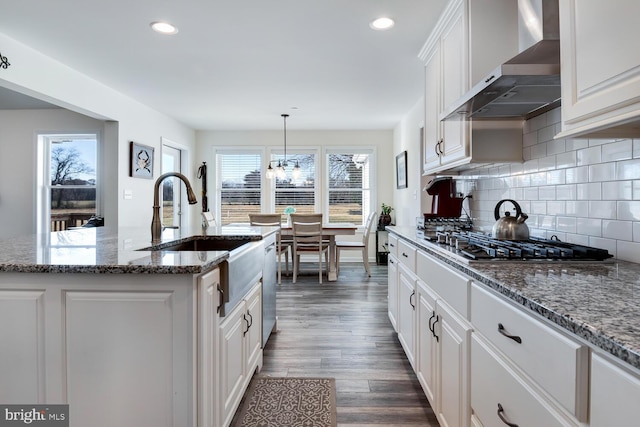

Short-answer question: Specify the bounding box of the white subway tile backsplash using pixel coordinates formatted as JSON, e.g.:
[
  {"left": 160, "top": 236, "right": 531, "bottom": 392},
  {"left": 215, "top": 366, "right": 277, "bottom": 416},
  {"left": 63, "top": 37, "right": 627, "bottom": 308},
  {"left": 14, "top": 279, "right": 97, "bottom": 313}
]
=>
[
  {"left": 538, "top": 125, "right": 556, "bottom": 143},
  {"left": 565, "top": 166, "right": 589, "bottom": 184},
  {"left": 603, "top": 220, "right": 632, "bottom": 240},
  {"left": 566, "top": 138, "right": 589, "bottom": 152},
  {"left": 577, "top": 217, "right": 602, "bottom": 236},
  {"left": 556, "top": 184, "right": 576, "bottom": 200},
  {"left": 589, "top": 201, "right": 616, "bottom": 219},
  {"left": 602, "top": 181, "right": 633, "bottom": 200},
  {"left": 547, "top": 170, "right": 565, "bottom": 185},
  {"left": 539, "top": 155, "right": 556, "bottom": 171},
  {"left": 531, "top": 143, "right": 547, "bottom": 159},
  {"left": 617, "top": 201, "right": 640, "bottom": 221},
  {"left": 577, "top": 146, "right": 602, "bottom": 165},
  {"left": 539, "top": 186, "right": 556, "bottom": 200},
  {"left": 566, "top": 201, "right": 589, "bottom": 217},
  {"left": 530, "top": 200, "right": 547, "bottom": 214},
  {"left": 469, "top": 109, "right": 640, "bottom": 264},
  {"left": 546, "top": 138, "right": 565, "bottom": 155},
  {"left": 556, "top": 216, "right": 577, "bottom": 233},
  {"left": 616, "top": 159, "right": 640, "bottom": 180},
  {"left": 577, "top": 182, "right": 601, "bottom": 200},
  {"left": 616, "top": 240, "right": 640, "bottom": 263},
  {"left": 547, "top": 201, "right": 565, "bottom": 215},
  {"left": 556, "top": 151, "right": 576, "bottom": 169},
  {"left": 523, "top": 131, "right": 537, "bottom": 147},
  {"left": 589, "top": 162, "right": 616, "bottom": 182},
  {"left": 602, "top": 139, "right": 633, "bottom": 162}
]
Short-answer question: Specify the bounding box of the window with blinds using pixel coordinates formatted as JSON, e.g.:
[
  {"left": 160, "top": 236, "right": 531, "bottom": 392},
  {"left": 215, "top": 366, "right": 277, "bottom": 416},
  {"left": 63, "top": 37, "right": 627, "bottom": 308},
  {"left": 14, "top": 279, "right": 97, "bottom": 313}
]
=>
[
  {"left": 216, "top": 152, "right": 262, "bottom": 225},
  {"left": 274, "top": 153, "right": 316, "bottom": 218},
  {"left": 327, "top": 152, "right": 372, "bottom": 225}
]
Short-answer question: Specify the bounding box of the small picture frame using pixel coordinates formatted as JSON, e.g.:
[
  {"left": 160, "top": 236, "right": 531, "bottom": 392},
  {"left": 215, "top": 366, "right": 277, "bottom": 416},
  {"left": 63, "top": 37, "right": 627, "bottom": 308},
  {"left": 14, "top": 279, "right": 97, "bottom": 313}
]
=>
[
  {"left": 396, "top": 151, "right": 407, "bottom": 189},
  {"left": 130, "top": 141, "right": 154, "bottom": 179}
]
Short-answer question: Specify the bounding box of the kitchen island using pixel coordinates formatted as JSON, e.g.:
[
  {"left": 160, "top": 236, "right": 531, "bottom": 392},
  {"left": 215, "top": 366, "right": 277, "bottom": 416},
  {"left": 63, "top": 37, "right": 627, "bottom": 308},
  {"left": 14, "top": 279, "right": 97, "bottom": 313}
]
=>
[{"left": 0, "top": 225, "right": 278, "bottom": 427}]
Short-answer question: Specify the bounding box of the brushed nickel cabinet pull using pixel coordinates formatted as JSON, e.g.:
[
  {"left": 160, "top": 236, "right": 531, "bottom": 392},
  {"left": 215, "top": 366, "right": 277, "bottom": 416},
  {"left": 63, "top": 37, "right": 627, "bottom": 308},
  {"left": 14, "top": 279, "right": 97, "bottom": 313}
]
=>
[{"left": 498, "top": 323, "right": 522, "bottom": 343}]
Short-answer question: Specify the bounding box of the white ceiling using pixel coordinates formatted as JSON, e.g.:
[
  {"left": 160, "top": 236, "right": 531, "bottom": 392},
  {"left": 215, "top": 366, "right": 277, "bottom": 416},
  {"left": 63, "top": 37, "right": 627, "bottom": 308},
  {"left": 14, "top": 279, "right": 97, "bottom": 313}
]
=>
[{"left": 0, "top": 0, "right": 447, "bottom": 130}]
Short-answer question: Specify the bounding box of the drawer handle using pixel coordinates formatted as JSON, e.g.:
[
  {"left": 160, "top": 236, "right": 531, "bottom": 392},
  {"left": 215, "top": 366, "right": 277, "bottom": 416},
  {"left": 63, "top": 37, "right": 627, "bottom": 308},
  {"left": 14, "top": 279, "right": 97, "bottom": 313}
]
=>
[
  {"left": 389, "top": 243, "right": 395, "bottom": 247},
  {"left": 409, "top": 290, "right": 416, "bottom": 309},
  {"left": 497, "top": 403, "right": 519, "bottom": 427},
  {"left": 498, "top": 323, "right": 522, "bottom": 344},
  {"left": 402, "top": 252, "right": 408, "bottom": 258}
]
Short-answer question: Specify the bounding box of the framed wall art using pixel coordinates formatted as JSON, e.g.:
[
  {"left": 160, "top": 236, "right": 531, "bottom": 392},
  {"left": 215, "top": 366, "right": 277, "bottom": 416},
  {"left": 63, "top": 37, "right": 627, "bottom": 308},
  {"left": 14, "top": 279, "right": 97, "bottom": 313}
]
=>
[
  {"left": 130, "top": 141, "right": 154, "bottom": 179},
  {"left": 396, "top": 151, "right": 407, "bottom": 189}
]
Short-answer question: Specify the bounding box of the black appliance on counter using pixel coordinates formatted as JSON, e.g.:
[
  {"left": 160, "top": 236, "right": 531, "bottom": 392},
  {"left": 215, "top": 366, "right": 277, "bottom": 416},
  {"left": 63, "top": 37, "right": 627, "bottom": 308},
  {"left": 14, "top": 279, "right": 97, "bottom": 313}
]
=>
[
  {"left": 423, "top": 177, "right": 465, "bottom": 219},
  {"left": 417, "top": 222, "right": 613, "bottom": 263}
]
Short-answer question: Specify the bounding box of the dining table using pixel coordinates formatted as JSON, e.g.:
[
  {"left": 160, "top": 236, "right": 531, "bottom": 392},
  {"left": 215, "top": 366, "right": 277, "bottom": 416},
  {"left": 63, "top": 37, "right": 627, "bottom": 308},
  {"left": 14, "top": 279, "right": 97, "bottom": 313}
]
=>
[{"left": 278, "top": 222, "right": 357, "bottom": 281}]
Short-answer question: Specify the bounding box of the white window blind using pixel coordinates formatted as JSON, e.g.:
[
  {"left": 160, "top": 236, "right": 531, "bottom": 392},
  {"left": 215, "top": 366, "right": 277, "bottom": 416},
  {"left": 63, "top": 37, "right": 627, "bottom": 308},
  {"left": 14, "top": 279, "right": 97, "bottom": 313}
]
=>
[{"left": 216, "top": 152, "right": 262, "bottom": 225}]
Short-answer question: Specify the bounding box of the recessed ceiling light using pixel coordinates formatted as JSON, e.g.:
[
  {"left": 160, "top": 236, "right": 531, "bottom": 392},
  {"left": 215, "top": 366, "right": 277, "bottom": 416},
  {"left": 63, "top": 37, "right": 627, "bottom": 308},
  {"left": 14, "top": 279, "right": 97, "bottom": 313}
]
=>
[
  {"left": 150, "top": 21, "right": 178, "bottom": 35},
  {"left": 370, "top": 17, "right": 395, "bottom": 31}
]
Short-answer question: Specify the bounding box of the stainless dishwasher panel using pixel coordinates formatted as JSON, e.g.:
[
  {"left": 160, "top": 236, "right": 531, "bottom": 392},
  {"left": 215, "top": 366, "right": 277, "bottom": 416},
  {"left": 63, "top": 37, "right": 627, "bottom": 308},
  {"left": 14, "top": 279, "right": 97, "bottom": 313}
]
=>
[{"left": 262, "top": 233, "right": 277, "bottom": 346}]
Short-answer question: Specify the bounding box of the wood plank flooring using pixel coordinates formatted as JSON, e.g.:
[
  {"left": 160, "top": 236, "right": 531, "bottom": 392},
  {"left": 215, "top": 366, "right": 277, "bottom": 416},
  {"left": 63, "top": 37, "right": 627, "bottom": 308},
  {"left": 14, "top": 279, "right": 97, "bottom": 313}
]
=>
[{"left": 254, "top": 262, "right": 440, "bottom": 426}]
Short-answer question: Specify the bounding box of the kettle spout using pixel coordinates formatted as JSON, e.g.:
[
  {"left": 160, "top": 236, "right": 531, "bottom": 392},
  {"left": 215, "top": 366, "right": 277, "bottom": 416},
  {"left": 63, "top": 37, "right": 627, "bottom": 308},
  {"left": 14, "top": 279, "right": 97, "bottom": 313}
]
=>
[{"left": 517, "top": 213, "right": 529, "bottom": 224}]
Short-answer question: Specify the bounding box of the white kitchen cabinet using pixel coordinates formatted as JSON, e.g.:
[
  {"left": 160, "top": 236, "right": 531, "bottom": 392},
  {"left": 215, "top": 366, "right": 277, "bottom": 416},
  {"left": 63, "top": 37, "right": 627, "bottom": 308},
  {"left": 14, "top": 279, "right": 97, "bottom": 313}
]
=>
[
  {"left": 471, "top": 334, "right": 576, "bottom": 427},
  {"left": 416, "top": 280, "right": 438, "bottom": 405},
  {"left": 419, "top": 0, "right": 521, "bottom": 175},
  {"left": 387, "top": 254, "right": 399, "bottom": 332},
  {"left": 218, "top": 281, "right": 262, "bottom": 427},
  {"left": 471, "top": 283, "right": 588, "bottom": 421},
  {"left": 398, "top": 263, "right": 417, "bottom": 369},
  {"left": 558, "top": 0, "right": 640, "bottom": 138},
  {"left": 590, "top": 353, "right": 640, "bottom": 427}
]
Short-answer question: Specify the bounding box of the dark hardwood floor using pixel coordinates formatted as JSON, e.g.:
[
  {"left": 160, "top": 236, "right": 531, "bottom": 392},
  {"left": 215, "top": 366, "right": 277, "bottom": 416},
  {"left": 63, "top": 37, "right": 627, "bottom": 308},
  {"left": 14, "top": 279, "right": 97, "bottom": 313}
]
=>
[{"left": 257, "top": 262, "right": 439, "bottom": 426}]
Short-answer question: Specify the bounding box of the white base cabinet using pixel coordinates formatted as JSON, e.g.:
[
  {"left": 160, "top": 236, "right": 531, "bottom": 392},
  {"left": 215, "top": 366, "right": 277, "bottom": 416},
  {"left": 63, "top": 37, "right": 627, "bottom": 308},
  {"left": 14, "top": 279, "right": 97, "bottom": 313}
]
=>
[
  {"left": 398, "top": 263, "right": 417, "bottom": 370},
  {"left": 590, "top": 353, "right": 640, "bottom": 427},
  {"left": 387, "top": 254, "right": 399, "bottom": 332}
]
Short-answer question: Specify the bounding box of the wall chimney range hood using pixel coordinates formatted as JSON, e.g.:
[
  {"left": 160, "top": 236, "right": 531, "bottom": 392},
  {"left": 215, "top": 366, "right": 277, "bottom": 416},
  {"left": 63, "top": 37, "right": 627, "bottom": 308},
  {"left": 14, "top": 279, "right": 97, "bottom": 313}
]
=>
[{"left": 443, "top": 0, "right": 561, "bottom": 120}]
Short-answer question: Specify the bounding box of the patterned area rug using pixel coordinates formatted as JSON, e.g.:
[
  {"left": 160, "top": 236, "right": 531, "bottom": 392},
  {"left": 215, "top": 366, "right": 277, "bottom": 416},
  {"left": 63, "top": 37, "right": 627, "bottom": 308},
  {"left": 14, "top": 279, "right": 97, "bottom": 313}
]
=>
[{"left": 232, "top": 377, "right": 337, "bottom": 427}]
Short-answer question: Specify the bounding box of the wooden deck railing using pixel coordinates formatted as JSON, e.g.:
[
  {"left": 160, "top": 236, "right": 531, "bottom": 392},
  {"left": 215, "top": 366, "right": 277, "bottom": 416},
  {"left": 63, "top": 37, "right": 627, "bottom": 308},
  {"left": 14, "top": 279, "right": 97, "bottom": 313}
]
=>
[{"left": 51, "top": 213, "right": 94, "bottom": 231}]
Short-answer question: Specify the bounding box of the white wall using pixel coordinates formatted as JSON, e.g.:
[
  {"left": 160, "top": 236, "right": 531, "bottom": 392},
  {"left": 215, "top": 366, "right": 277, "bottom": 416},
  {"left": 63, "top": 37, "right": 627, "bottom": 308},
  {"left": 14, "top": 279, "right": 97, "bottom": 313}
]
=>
[
  {"left": 0, "top": 110, "right": 105, "bottom": 238},
  {"left": 0, "top": 31, "right": 197, "bottom": 233},
  {"left": 392, "top": 97, "right": 425, "bottom": 226}
]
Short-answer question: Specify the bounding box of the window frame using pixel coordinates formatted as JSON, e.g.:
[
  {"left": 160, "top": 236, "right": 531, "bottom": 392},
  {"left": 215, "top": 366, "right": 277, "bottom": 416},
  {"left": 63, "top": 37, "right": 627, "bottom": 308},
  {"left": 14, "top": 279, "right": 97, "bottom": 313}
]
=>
[{"left": 324, "top": 147, "right": 376, "bottom": 226}]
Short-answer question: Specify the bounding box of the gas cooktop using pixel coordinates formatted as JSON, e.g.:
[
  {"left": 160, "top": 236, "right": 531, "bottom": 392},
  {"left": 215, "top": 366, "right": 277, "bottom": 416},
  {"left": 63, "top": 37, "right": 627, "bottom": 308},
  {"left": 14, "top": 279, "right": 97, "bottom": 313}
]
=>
[{"left": 417, "top": 226, "right": 613, "bottom": 263}]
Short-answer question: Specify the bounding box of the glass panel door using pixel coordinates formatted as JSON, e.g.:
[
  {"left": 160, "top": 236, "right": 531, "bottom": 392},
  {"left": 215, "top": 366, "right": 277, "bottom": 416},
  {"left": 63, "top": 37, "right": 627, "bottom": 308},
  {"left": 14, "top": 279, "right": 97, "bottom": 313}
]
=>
[{"left": 162, "top": 145, "right": 182, "bottom": 228}]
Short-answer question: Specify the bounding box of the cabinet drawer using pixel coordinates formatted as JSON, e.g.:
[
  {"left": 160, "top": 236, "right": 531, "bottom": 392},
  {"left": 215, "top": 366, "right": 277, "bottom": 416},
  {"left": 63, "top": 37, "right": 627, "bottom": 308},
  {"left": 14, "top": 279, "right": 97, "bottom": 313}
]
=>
[
  {"left": 388, "top": 234, "right": 399, "bottom": 258},
  {"left": 471, "top": 283, "right": 588, "bottom": 421},
  {"left": 471, "top": 335, "right": 574, "bottom": 427},
  {"left": 590, "top": 353, "right": 640, "bottom": 427},
  {"left": 397, "top": 239, "right": 416, "bottom": 273},
  {"left": 417, "top": 250, "right": 469, "bottom": 319}
]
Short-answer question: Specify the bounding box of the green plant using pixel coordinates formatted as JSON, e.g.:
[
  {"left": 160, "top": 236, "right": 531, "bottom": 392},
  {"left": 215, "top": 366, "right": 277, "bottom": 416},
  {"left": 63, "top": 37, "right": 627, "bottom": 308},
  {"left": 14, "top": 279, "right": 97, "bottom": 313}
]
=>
[{"left": 381, "top": 203, "right": 393, "bottom": 215}]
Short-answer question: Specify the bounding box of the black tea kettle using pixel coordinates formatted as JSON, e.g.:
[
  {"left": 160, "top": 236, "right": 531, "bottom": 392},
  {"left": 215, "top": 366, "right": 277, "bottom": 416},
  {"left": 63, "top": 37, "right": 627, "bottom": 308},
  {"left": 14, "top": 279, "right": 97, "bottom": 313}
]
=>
[{"left": 492, "top": 199, "right": 529, "bottom": 240}]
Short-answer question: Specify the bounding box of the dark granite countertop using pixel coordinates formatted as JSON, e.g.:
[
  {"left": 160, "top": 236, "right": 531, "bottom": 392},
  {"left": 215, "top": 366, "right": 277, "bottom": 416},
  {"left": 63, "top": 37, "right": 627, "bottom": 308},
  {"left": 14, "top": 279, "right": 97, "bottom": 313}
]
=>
[
  {"left": 387, "top": 226, "right": 640, "bottom": 372},
  {"left": 0, "top": 225, "right": 277, "bottom": 274}
]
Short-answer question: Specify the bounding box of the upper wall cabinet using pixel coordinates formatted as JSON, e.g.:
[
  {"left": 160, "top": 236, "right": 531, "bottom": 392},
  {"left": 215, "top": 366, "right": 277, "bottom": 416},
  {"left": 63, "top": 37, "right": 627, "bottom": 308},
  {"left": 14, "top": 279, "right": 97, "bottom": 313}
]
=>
[
  {"left": 557, "top": 0, "right": 640, "bottom": 138},
  {"left": 419, "top": 0, "right": 523, "bottom": 175}
]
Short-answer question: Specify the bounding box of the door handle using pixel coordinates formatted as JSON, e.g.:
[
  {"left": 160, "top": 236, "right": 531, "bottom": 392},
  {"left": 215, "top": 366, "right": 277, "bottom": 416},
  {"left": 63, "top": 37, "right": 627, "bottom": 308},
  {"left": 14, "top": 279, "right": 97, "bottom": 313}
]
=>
[
  {"left": 431, "top": 315, "right": 439, "bottom": 342},
  {"left": 409, "top": 290, "right": 415, "bottom": 309},
  {"left": 243, "top": 314, "right": 249, "bottom": 336},
  {"left": 428, "top": 311, "right": 436, "bottom": 334}
]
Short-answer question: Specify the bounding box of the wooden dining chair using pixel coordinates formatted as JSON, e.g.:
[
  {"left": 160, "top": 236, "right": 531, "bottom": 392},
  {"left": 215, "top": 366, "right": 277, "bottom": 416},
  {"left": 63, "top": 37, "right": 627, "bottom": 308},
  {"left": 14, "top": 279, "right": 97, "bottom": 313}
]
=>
[
  {"left": 249, "top": 213, "right": 290, "bottom": 284},
  {"left": 290, "top": 213, "right": 330, "bottom": 284},
  {"left": 335, "top": 211, "right": 377, "bottom": 277}
]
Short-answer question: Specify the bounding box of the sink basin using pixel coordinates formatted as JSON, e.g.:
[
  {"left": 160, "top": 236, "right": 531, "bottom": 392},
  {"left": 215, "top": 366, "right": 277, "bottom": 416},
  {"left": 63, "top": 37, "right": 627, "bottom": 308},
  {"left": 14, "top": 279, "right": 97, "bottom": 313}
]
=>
[
  {"left": 139, "top": 237, "right": 253, "bottom": 252},
  {"left": 138, "top": 236, "right": 264, "bottom": 317}
]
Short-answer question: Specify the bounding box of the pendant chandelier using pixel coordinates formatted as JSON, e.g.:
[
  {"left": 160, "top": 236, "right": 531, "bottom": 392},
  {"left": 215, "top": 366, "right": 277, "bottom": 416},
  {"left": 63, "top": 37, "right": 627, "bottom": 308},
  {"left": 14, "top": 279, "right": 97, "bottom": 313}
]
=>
[{"left": 266, "top": 113, "right": 301, "bottom": 180}]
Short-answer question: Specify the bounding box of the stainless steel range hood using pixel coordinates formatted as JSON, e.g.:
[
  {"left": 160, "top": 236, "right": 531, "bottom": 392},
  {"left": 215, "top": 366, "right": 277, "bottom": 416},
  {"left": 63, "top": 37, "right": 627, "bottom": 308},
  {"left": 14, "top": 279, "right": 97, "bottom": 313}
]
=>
[{"left": 443, "top": 0, "right": 560, "bottom": 120}]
